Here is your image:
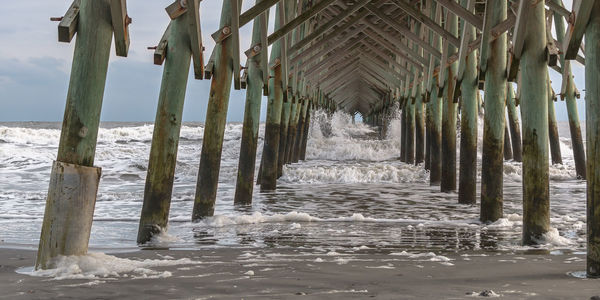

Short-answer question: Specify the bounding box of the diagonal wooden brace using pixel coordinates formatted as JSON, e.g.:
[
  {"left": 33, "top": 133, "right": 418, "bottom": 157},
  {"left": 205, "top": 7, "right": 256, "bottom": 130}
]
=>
[
  {"left": 57, "top": 0, "right": 81, "bottom": 43},
  {"left": 187, "top": 0, "right": 204, "bottom": 80},
  {"left": 110, "top": 0, "right": 131, "bottom": 57}
]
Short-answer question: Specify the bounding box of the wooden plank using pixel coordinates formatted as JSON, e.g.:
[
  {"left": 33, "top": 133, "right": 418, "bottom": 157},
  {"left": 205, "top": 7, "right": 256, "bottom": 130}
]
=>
[
  {"left": 511, "top": 0, "right": 530, "bottom": 60},
  {"left": 454, "top": 0, "right": 475, "bottom": 98},
  {"left": 231, "top": 0, "right": 241, "bottom": 90},
  {"left": 165, "top": 0, "right": 187, "bottom": 20},
  {"left": 110, "top": 0, "right": 130, "bottom": 57},
  {"left": 260, "top": 10, "right": 269, "bottom": 95},
  {"left": 564, "top": 0, "right": 594, "bottom": 59},
  {"left": 188, "top": 0, "right": 204, "bottom": 80},
  {"left": 433, "top": 0, "right": 483, "bottom": 30},
  {"left": 546, "top": 11, "right": 559, "bottom": 67},
  {"left": 153, "top": 23, "right": 172, "bottom": 65},
  {"left": 393, "top": 0, "right": 461, "bottom": 47},
  {"left": 239, "top": 0, "right": 279, "bottom": 27},
  {"left": 57, "top": 0, "right": 81, "bottom": 43}
]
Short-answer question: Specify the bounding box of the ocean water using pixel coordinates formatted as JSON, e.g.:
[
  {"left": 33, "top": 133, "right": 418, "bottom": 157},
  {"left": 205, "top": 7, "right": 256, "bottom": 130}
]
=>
[{"left": 0, "top": 112, "right": 587, "bottom": 257}]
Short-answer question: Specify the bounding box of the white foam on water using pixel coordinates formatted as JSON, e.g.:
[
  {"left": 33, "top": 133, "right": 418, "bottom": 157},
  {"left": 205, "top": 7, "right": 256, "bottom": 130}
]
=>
[{"left": 17, "top": 252, "right": 200, "bottom": 280}]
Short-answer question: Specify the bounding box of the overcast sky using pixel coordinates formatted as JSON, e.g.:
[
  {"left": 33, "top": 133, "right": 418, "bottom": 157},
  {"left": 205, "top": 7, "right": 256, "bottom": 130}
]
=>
[{"left": 0, "top": 1, "right": 587, "bottom": 122}]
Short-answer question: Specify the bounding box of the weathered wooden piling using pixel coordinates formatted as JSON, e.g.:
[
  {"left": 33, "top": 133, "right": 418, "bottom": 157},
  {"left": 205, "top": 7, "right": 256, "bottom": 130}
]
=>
[
  {"left": 138, "top": 15, "right": 192, "bottom": 243},
  {"left": 192, "top": 0, "right": 235, "bottom": 219},
  {"left": 425, "top": 100, "right": 432, "bottom": 171},
  {"left": 458, "top": 0, "right": 479, "bottom": 205},
  {"left": 506, "top": 84, "right": 522, "bottom": 162},
  {"left": 553, "top": 0, "right": 585, "bottom": 179},
  {"left": 406, "top": 94, "right": 415, "bottom": 164},
  {"left": 299, "top": 102, "right": 311, "bottom": 161},
  {"left": 400, "top": 103, "right": 407, "bottom": 162},
  {"left": 429, "top": 2, "right": 442, "bottom": 185},
  {"left": 285, "top": 99, "right": 299, "bottom": 164},
  {"left": 440, "top": 9, "right": 458, "bottom": 193},
  {"left": 586, "top": 0, "right": 600, "bottom": 277},
  {"left": 503, "top": 121, "right": 513, "bottom": 160},
  {"left": 520, "top": 0, "right": 550, "bottom": 245},
  {"left": 234, "top": 2, "right": 269, "bottom": 205},
  {"left": 260, "top": 2, "right": 286, "bottom": 191},
  {"left": 277, "top": 97, "right": 291, "bottom": 177},
  {"left": 414, "top": 74, "right": 425, "bottom": 165},
  {"left": 480, "top": 1, "right": 506, "bottom": 222},
  {"left": 547, "top": 75, "right": 562, "bottom": 165},
  {"left": 37, "top": 0, "right": 120, "bottom": 269}
]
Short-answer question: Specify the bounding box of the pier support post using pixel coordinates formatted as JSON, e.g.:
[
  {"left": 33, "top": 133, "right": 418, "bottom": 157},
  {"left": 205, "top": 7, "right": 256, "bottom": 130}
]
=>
[
  {"left": 406, "top": 98, "right": 415, "bottom": 164},
  {"left": 299, "top": 102, "right": 311, "bottom": 161},
  {"left": 480, "top": 1, "right": 507, "bottom": 221},
  {"left": 503, "top": 121, "right": 513, "bottom": 160},
  {"left": 415, "top": 87, "right": 425, "bottom": 165},
  {"left": 400, "top": 101, "right": 407, "bottom": 162},
  {"left": 278, "top": 97, "right": 291, "bottom": 177},
  {"left": 547, "top": 75, "right": 562, "bottom": 165},
  {"left": 234, "top": 2, "right": 269, "bottom": 205},
  {"left": 37, "top": 0, "right": 114, "bottom": 269},
  {"left": 586, "top": 0, "right": 600, "bottom": 277},
  {"left": 553, "top": 0, "right": 585, "bottom": 178},
  {"left": 430, "top": 87, "right": 442, "bottom": 185},
  {"left": 259, "top": 2, "right": 285, "bottom": 190},
  {"left": 138, "top": 16, "right": 192, "bottom": 243},
  {"left": 192, "top": 0, "right": 235, "bottom": 219},
  {"left": 506, "top": 84, "right": 522, "bottom": 162},
  {"left": 441, "top": 10, "right": 458, "bottom": 193},
  {"left": 425, "top": 99, "right": 432, "bottom": 171},
  {"left": 458, "top": 0, "right": 479, "bottom": 205},
  {"left": 521, "top": 0, "right": 550, "bottom": 245}
]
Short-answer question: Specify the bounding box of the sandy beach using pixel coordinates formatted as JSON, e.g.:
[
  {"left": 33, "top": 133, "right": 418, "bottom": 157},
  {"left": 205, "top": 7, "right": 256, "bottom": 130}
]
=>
[{"left": 1, "top": 246, "right": 598, "bottom": 299}]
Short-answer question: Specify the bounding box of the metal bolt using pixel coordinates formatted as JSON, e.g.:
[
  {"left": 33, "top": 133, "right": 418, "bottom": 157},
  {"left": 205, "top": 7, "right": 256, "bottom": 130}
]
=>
[
  {"left": 126, "top": 15, "right": 133, "bottom": 26},
  {"left": 50, "top": 17, "right": 63, "bottom": 22},
  {"left": 222, "top": 26, "right": 231, "bottom": 35},
  {"left": 253, "top": 45, "right": 262, "bottom": 52},
  {"left": 147, "top": 46, "right": 158, "bottom": 50},
  {"left": 180, "top": 0, "right": 187, "bottom": 8}
]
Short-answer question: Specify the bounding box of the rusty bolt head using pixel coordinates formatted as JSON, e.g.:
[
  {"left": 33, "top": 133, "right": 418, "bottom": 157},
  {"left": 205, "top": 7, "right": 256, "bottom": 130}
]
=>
[
  {"left": 222, "top": 26, "right": 231, "bottom": 35},
  {"left": 126, "top": 16, "right": 133, "bottom": 26},
  {"left": 253, "top": 45, "right": 261, "bottom": 52},
  {"left": 50, "top": 17, "right": 63, "bottom": 22},
  {"left": 180, "top": 0, "right": 188, "bottom": 8}
]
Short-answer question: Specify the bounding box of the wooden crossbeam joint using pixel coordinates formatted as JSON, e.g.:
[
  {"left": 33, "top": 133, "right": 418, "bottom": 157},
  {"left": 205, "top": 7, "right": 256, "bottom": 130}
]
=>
[
  {"left": 56, "top": 0, "right": 81, "bottom": 43},
  {"left": 110, "top": 0, "right": 131, "bottom": 57},
  {"left": 166, "top": 0, "right": 188, "bottom": 20},
  {"left": 188, "top": 0, "right": 204, "bottom": 80},
  {"left": 563, "top": 0, "right": 594, "bottom": 59}
]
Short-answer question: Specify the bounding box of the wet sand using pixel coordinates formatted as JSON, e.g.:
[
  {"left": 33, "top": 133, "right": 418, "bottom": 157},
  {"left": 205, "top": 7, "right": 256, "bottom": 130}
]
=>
[{"left": 1, "top": 247, "right": 598, "bottom": 299}]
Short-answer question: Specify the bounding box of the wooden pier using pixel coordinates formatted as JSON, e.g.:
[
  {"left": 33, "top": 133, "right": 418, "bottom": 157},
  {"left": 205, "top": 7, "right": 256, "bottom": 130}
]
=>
[{"left": 38, "top": 0, "right": 600, "bottom": 278}]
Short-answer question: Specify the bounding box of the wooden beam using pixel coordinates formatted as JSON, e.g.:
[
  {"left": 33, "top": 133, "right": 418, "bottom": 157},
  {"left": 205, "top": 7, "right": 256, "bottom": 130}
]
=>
[
  {"left": 188, "top": 0, "right": 204, "bottom": 79},
  {"left": 366, "top": 3, "right": 442, "bottom": 58},
  {"left": 57, "top": 0, "right": 81, "bottom": 43},
  {"left": 432, "top": 0, "right": 483, "bottom": 30},
  {"left": 392, "top": 0, "right": 461, "bottom": 47},
  {"left": 239, "top": 0, "right": 279, "bottom": 27},
  {"left": 110, "top": 0, "right": 130, "bottom": 57},
  {"left": 563, "top": 0, "right": 595, "bottom": 59},
  {"left": 267, "top": 0, "right": 336, "bottom": 46},
  {"left": 153, "top": 23, "right": 172, "bottom": 65},
  {"left": 290, "top": 0, "right": 373, "bottom": 53}
]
